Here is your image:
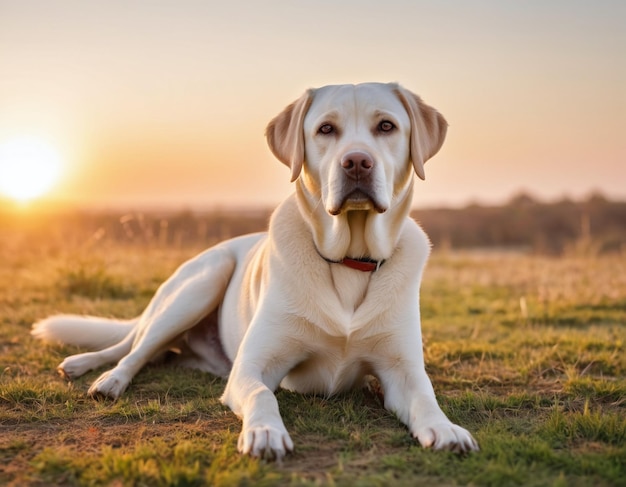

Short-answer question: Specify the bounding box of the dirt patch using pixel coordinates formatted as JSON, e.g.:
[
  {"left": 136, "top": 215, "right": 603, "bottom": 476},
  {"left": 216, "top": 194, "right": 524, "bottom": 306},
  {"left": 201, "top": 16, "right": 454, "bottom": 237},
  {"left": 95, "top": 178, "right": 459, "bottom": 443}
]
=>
[{"left": 2, "top": 417, "right": 364, "bottom": 483}]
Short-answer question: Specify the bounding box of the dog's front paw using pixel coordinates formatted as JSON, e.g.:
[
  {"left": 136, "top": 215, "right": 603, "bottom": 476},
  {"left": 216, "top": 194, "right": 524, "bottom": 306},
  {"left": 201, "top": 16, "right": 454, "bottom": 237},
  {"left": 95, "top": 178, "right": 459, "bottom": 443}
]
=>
[
  {"left": 237, "top": 423, "right": 294, "bottom": 460},
  {"left": 414, "top": 422, "right": 479, "bottom": 453},
  {"left": 87, "top": 369, "right": 129, "bottom": 400}
]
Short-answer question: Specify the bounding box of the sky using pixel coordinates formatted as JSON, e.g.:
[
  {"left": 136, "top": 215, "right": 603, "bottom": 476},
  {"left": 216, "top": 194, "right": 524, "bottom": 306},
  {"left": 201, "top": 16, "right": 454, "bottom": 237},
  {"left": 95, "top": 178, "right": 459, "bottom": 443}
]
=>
[{"left": 0, "top": 0, "right": 624, "bottom": 210}]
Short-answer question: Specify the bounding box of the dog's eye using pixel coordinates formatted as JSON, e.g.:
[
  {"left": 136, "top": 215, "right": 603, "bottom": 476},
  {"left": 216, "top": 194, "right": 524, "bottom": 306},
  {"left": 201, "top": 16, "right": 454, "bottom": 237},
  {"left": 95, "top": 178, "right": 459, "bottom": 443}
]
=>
[
  {"left": 318, "top": 123, "right": 335, "bottom": 135},
  {"left": 378, "top": 120, "right": 395, "bottom": 133}
]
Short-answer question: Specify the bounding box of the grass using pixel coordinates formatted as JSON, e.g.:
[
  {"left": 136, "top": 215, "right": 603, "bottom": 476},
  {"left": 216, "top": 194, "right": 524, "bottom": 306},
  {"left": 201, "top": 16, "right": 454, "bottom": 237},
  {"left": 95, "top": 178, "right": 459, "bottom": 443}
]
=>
[{"left": 1, "top": 233, "right": 625, "bottom": 486}]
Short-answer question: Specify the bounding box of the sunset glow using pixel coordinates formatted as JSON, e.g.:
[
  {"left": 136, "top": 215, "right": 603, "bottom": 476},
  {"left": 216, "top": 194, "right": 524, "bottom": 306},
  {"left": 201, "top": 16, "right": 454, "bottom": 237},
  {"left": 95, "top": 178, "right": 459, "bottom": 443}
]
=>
[
  {"left": 0, "top": 1, "right": 624, "bottom": 210},
  {"left": 0, "top": 137, "right": 64, "bottom": 203}
]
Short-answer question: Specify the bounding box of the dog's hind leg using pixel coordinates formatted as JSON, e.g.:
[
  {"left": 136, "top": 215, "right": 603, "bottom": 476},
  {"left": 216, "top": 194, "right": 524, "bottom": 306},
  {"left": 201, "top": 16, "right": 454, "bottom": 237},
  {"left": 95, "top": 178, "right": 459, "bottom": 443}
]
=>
[
  {"left": 171, "top": 310, "right": 232, "bottom": 377},
  {"left": 32, "top": 315, "right": 137, "bottom": 379},
  {"left": 87, "top": 245, "right": 237, "bottom": 400},
  {"left": 58, "top": 328, "right": 137, "bottom": 379}
]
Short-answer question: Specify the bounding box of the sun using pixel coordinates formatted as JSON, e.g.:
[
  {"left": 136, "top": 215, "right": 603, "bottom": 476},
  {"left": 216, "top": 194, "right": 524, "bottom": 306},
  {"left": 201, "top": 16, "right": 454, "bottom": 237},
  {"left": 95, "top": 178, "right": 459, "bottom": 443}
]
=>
[{"left": 0, "top": 136, "right": 64, "bottom": 203}]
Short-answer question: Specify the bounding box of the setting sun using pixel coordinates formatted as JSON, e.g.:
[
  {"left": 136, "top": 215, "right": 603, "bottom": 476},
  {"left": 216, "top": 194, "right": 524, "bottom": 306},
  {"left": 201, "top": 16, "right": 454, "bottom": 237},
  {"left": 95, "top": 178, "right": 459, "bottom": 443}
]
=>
[{"left": 0, "top": 136, "right": 64, "bottom": 203}]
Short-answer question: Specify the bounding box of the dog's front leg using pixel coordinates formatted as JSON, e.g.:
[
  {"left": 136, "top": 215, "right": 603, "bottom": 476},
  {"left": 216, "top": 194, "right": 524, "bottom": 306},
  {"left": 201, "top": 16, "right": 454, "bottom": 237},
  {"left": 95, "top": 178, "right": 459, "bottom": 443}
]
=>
[
  {"left": 220, "top": 316, "right": 304, "bottom": 460},
  {"left": 375, "top": 329, "right": 479, "bottom": 453}
]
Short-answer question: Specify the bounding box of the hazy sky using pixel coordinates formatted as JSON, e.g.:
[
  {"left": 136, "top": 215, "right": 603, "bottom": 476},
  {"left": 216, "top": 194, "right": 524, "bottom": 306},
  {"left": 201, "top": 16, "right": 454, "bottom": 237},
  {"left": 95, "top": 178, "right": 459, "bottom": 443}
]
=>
[{"left": 1, "top": 0, "right": 624, "bottom": 209}]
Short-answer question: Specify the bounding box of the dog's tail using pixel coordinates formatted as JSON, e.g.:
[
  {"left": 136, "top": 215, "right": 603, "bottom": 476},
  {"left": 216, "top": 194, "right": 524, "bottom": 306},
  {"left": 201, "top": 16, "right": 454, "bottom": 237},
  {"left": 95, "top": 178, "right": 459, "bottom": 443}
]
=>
[{"left": 31, "top": 315, "right": 137, "bottom": 350}]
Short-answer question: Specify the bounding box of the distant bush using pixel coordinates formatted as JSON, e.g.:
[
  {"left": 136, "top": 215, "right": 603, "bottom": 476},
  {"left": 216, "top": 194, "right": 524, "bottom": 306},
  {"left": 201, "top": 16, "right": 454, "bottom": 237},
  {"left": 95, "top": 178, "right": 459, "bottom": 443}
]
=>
[
  {"left": 413, "top": 192, "right": 626, "bottom": 254},
  {"left": 58, "top": 260, "right": 134, "bottom": 299}
]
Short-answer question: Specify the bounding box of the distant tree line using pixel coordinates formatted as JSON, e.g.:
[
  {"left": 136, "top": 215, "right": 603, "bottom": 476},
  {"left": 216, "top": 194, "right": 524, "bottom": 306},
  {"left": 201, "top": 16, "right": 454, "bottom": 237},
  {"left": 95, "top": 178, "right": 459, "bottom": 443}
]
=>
[
  {"left": 1, "top": 192, "right": 624, "bottom": 254},
  {"left": 413, "top": 192, "right": 626, "bottom": 254}
]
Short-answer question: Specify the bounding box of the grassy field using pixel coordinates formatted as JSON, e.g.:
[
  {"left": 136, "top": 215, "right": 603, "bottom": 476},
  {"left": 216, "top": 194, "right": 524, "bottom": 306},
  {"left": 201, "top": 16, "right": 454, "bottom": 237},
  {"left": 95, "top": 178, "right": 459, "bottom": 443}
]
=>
[{"left": 1, "top": 231, "right": 625, "bottom": 486}]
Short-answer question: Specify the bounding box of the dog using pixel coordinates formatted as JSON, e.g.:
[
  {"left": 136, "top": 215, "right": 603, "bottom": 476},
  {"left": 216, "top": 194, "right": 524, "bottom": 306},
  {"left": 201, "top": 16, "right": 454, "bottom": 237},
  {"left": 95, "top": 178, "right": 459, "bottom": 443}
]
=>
[{"left": 32, "top": 82, "right": 479, "bottom": 459}]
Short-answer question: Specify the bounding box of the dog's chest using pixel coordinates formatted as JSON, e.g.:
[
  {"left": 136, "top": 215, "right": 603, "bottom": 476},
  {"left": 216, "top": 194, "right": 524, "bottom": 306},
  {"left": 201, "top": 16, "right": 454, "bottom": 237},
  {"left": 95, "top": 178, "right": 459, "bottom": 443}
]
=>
[
  {"left": 328, "top": 265, "right": 372, "bottom": 319},
  {"left": 280, "top": 268, "right": 383, "bottom": 395},
  {"left": 281, "top": 333, "right": 374, "bottom": 395}
]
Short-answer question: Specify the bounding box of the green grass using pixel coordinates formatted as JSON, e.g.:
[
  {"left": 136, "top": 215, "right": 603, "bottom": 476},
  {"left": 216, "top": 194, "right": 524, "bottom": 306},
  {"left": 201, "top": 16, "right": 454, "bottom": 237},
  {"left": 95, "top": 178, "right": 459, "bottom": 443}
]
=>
[{"left": 1, "top": 236, "right": 625, "bottom": 486}]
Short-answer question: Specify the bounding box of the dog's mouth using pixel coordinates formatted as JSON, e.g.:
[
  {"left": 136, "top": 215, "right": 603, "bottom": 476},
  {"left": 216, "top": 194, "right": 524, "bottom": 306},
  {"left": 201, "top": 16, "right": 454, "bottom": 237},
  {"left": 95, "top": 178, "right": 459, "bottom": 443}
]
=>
[{"left": 328, "top": 189, "right": 387, "bottom": 215}]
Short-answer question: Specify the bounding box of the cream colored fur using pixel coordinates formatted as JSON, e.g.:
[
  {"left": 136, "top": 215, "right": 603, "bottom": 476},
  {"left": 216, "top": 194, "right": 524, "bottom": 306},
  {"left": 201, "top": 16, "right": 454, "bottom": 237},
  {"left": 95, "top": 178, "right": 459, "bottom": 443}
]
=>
[{"left": 32, "top": 82, "right": 478, "bottom": 459}]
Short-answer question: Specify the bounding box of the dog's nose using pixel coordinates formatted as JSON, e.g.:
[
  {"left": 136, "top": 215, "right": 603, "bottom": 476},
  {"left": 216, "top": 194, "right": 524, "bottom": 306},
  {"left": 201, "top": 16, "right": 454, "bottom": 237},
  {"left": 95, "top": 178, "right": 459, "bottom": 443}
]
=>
[{"left": 340, "top": 151, "right": 374, "bottom": 180}]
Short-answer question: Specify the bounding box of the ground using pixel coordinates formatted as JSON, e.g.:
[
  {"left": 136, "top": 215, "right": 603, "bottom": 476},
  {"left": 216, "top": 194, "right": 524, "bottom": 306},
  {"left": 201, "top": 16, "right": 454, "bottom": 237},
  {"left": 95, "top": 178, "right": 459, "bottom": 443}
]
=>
[{"left": 1, "top": 234, "right": 625, "bottom": 486}]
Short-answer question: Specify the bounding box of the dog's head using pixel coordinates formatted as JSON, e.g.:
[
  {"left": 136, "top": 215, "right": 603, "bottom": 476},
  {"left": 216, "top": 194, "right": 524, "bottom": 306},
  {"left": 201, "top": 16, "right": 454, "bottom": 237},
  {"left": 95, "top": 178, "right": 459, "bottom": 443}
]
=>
[{"left": 266, "top": 82, "right": 447, "bottom": 217}]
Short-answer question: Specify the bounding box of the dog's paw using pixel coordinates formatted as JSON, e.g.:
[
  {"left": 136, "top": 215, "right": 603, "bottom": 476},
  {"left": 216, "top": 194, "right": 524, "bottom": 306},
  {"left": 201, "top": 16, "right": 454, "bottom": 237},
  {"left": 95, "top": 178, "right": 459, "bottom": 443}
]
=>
[
  {"left": 414, "top": 422, "right": 479, "bottom": 453},
  {"left": 58, "top": 353, "right": 96, "bottom": 380},
  {"left": 237, "top": 423, "right": 294, "bottom": 461},
  {"left": 87, "top": 369, "right": 129, "bottom": 400}
]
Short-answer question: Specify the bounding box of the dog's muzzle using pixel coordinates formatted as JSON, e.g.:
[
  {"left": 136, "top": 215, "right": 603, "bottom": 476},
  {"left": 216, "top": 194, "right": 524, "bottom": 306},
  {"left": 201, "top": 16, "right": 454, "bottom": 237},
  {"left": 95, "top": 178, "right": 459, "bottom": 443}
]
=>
[{"left": 328, "top": 150, "right": 387, "bottom": 215}]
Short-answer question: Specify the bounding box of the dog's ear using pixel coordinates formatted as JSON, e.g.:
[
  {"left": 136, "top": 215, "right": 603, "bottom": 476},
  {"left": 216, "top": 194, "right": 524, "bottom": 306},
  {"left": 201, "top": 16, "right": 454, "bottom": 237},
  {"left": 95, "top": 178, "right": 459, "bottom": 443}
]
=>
[
  {"left": 393, "top": 85, "right": 448, "bottom": 180},
  {"left": 265, "top": 90, "right": 313, "bottom": 182}
]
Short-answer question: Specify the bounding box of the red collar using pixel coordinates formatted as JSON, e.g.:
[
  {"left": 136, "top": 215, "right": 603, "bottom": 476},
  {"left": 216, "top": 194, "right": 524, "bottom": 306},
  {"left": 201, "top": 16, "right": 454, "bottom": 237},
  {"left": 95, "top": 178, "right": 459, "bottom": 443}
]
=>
[
  {"left": 326, "top": 256, "right": 385, "bottom": 272},
  {"left": 340, "top": 257, "right": 382, "bottom": 272}
]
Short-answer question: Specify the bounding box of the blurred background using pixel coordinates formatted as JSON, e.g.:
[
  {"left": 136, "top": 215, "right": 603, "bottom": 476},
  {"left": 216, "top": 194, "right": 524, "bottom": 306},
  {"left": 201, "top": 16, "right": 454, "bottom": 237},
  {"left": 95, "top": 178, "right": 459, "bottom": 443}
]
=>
[{"left": 1, "top": 0, "right": 625, "bottom": 253}]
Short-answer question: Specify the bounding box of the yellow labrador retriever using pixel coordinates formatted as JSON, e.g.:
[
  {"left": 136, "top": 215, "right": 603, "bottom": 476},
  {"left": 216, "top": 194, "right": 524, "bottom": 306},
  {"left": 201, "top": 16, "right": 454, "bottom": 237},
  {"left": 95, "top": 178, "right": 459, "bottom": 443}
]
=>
[{"left": 32, "top": 82, "right": 479, "bottom": 458}]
